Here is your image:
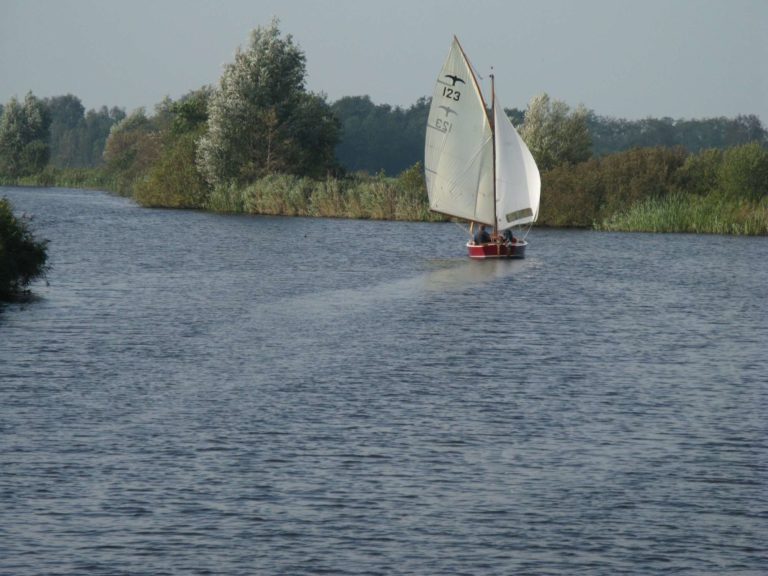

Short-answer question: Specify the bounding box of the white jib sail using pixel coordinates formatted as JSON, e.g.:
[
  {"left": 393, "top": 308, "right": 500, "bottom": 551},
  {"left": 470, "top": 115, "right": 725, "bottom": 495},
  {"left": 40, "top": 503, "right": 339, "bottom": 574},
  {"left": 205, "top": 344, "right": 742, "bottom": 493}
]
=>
[
  {"left": 424, "top": 38, "right": 495, "bottom": 225},
  {"left": 494, "top": 97, "right": 541, "bottom": 230}
]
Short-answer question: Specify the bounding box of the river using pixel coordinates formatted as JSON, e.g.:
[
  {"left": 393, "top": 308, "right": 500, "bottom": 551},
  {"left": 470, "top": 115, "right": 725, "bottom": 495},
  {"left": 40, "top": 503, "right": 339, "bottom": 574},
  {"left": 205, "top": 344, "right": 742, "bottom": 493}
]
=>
[{"left": 1, "top": 186, "right": 767, "bottom": 575}]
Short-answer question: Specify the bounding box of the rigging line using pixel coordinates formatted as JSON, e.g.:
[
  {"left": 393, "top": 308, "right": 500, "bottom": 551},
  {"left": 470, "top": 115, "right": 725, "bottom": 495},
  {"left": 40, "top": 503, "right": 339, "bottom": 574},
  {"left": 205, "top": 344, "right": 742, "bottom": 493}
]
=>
[
  {"left": 520, "top": 221, "right": 534, "bottom": 241},
  {"left": 453, "top": 220, "right": 470, "bottom": 236}
]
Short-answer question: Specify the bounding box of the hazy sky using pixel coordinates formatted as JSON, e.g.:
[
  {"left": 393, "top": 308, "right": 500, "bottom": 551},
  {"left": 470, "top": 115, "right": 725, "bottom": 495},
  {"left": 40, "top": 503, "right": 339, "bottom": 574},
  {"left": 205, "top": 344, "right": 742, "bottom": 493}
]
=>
[{"left": 1, "top": 0, "right": 766, "bottom": 122}]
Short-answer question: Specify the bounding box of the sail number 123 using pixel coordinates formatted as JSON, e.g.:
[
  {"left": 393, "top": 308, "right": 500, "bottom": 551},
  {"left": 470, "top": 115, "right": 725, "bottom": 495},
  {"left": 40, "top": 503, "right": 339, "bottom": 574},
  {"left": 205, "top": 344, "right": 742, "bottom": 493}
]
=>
[{"left": 442, "top": 87, "right": 461, "bottom": 101}]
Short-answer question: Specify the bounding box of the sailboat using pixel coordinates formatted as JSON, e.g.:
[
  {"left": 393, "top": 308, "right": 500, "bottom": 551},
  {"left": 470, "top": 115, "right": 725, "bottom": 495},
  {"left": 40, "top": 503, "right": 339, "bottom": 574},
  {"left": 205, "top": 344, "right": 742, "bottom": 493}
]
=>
[{"left": 424, "top": 37, "right": 541, "bottom": 259}]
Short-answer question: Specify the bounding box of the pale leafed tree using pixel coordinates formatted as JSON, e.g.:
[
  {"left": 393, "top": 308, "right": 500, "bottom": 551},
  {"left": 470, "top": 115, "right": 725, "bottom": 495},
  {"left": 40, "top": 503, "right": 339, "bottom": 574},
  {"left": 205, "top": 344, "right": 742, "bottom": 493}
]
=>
[
  {"left": 0, "top": 92, "right": 51, "bottom": 177},
  {"left": 197, "top": 18, "right": 339, "bottom": 187},
  {"left": 520, "top": 93, "right": 592, "bottom": 171}
]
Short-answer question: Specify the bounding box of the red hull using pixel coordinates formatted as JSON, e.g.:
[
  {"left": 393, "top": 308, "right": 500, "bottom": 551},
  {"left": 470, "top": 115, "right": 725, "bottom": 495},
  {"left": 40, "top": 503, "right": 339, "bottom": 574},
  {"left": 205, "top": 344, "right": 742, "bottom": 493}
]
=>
[{"left": 467, "top": 240, "right": 527, "bottom": 259}]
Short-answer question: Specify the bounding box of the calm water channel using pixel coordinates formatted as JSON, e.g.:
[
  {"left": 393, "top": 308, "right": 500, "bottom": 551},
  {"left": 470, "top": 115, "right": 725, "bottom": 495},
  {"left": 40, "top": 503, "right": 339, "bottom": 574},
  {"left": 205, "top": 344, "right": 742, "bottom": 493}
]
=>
[{"left": 1, "top": 186, "right": 767, "bottom": 575}]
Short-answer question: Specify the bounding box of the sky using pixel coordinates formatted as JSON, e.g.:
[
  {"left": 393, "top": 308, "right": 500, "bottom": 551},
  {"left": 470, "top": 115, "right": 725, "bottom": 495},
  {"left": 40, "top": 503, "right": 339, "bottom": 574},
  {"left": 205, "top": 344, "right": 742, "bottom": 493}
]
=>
[{"left": 1, "top": 0, "right": 767, "bottom": 123}]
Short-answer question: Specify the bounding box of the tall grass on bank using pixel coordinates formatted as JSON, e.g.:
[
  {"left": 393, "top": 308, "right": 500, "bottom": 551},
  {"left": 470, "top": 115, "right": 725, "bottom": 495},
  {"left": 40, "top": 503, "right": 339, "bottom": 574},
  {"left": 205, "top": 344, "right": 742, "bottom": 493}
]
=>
[
  {"left": 205, "top": 168, "right": 445, "bottom": 222},
  {"left": 597, "top": 192, "right": 768, "bottom": 235}
]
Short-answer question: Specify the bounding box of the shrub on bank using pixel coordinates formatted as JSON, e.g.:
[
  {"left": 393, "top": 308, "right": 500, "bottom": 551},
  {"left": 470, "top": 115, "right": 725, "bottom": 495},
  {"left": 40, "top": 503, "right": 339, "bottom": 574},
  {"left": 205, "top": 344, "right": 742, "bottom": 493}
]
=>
[
  {"left": 539, "top": 147, "right": 688, "bottom": 228},
  {"left": 0, "top": 197, "right": 48, "bottom": 300},
  {"left": 134, "top": 132, "right": 209, "bottom": 209}
]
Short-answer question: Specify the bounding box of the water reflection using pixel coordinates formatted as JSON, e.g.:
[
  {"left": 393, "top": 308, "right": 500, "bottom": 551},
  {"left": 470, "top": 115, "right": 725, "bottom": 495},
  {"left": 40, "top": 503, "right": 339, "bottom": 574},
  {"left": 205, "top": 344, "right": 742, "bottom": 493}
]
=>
[{"left": 421, "top": 258, "right": 530, "bottom": 292}]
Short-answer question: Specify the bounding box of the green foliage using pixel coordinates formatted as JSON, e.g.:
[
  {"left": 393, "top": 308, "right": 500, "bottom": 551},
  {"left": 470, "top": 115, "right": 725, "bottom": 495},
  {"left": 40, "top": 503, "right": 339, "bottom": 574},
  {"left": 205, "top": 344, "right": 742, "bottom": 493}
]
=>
[
  {"left": 0, "top": 92, "right": 52, "bottom": 178},
  {"left": 0, "top": 197, "right": 48, "bottom": 299},
  {"left": 539, "top": 147, "right": 687, "bottom": 227},
  {"left": 45, "top": 94, "right": 84, "bottom": 168},
  {"left": 100, "top": 88, "right": 213, "bottom": 203},
  {"left": 718, "top": 142, "right": 768, "bottom": 202},
  {"left": 520, "top": 93, "right": 592, "bottom": 170},
  {"left": 331, "top": 96, "right": 430, "bottom": 176},
  {"left": 133, "top": 129, "right": 209, "bottom": 208},
  {"left": 169, "top": 88, "right": 211, "bottom": 135},
  {"left": 45, "top": 103, "right": 125, "bottom": 170},
  {"left": 675, "top": 148, "right": 723, "bottom": 196},
  {"left": 541, "top": 143, "right": 767, "bottom": 234},
  {"left": 588, "top": 113, "right": 768, "bottom": 156},
  {"left": 597, "top": 192, "right": 768, "bottom": 235},
  {"left": 102, "top": 109, "right": 163, "bottom": 195},
  {"left": 204, "top": 166, "right": 442, "bottom": 222},
  {"left": 197, "top": 19, "right": 340, "bottom": 186},
  {"left": 394, "top": 162, "right": 432, "bottom": 220},
  {"left": 81, "top": 106, "right": 126, "bottom": 166},
  {"left": 131, "top": 89, "right": 213, "bottom": 208}
]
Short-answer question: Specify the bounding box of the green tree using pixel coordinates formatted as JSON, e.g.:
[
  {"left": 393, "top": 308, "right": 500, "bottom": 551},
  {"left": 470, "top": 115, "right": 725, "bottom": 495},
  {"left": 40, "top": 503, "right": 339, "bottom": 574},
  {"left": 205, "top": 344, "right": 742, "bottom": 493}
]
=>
[
  {"left": 587, "top": 113, "right": 768, "bottom": 156},
  {"left": 82, "top": 106, "right": 125, "bottom": 166},
  {"left": 520, "top": 93, "right": 591, "bottom": 171},
  {"left": 45, "top": 94, "right": 86, "bottom": 168},
  {"left": 170, "top": 87, "right": 212, "bottom": 135},
  {"left": 197, "top": 19, "right": 340, "bottom": 186},
  {"left": 0, "top": 92, "right": 52, "bottom": 177},
  {"left": 0, "top": 197, "right": 48, "bottom": 299},
  {"left": 331, "top": 96, "right": 430, "bottom": 175},
  {"left": 133, "top": 88, "right": 212, "bottom": 208}
]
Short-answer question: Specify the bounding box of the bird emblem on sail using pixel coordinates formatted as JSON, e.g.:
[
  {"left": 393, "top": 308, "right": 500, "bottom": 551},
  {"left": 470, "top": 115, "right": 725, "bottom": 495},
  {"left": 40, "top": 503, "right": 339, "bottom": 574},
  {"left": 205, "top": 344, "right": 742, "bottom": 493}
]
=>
[{"left": 444, "top": 74, "right": 466, "bottom": 86}]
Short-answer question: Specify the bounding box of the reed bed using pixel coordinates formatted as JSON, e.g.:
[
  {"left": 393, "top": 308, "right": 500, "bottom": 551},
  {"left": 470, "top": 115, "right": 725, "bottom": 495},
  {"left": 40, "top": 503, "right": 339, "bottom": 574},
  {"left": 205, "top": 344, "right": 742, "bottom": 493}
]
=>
[
  {"left": 597, "top": 192, "right": 768, "bottom": 235},
  {"left": 205, "top": 172, "right": 446, "bottom": 222},
  {"left": 0, "top": 167, "right": 116, "bottom": 190}
]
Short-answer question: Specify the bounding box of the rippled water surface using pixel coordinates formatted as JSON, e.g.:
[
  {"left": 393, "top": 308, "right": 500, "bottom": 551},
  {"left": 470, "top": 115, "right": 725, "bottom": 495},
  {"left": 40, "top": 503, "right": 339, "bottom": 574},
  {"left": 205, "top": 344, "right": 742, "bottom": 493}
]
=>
[{"left": 2, "top": 186, "right": 767, "bottom": 575}]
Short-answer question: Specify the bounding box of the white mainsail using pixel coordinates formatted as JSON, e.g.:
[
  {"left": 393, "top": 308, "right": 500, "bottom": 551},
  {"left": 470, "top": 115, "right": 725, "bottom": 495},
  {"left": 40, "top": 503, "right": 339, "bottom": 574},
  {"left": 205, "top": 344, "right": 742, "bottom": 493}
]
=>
[
  {"left": 425, "top": 37, "right": 540, "bottom": 233},
  {"left": 424, "top": 37, "right": 495, "bottom": 225}
]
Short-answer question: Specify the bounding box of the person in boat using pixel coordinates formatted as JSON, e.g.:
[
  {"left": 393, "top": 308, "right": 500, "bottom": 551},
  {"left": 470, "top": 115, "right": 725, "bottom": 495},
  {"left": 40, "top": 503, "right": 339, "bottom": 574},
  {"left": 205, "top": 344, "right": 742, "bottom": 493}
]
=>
[
  {"left": 474, "top": 224, "right": 491, "bottom": 245},
  {"left": 502, "top": 228, "right": 516, "bottom": 245}
]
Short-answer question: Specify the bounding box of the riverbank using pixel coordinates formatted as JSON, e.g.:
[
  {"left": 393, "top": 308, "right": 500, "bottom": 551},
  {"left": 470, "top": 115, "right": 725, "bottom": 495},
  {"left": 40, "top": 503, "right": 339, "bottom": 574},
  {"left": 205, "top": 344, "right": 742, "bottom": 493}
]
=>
[{"left": 3, "top": 147, "right": 768, "bottom": 235}]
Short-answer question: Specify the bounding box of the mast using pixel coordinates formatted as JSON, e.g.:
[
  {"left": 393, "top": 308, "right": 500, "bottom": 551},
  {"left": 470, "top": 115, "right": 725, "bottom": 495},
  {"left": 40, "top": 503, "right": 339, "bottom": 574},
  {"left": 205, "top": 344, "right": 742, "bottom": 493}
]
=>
[{"left": 490, "top": 72, "right": 498, "bottom": 236}]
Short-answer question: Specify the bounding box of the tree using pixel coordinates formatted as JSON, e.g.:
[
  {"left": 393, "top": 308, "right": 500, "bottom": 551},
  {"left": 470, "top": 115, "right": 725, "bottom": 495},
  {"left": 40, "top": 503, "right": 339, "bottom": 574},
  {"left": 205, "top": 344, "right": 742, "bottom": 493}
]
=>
[
  {"left": 331, "top": 95, "right": 430, "bottom": 175},
  {"left": 197, "top": 19, "right": 340, "bottom": 186},
  {"left": 0, "top": 92, "right": 52, "bottom": 177},
  {"left": 133, "top": 88, "right": 213, "bottom": 208},
  {"left": 45, "top": 94, "right": 85, "bottom": 168},
  {"left": 82, "top": 106, "right": 125, "bottom": 166},
  {"left": 519, "top": 93, "right": 591, "bottom": 171},
  {"left": 587, "top": 113, "right": 768, "bottom": 156}
]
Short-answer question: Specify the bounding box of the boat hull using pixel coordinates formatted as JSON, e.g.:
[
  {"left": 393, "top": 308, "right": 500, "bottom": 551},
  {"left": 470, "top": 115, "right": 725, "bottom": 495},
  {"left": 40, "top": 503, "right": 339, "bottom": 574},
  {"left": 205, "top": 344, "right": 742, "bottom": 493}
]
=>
[{"left": 467, "top": 240, "right": 527, "bottom": 259}]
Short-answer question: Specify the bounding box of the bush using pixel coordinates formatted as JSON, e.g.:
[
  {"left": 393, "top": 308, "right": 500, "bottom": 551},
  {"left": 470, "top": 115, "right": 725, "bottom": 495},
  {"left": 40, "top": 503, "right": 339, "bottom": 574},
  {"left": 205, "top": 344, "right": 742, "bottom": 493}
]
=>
[
  {"left": 0, "top": 197, "right": 48, "bottom": 299},
  {"left": 538, "top": 147, "right": 688, "bottom": 227},
  {"left": 675, "top": 148, "right": 723, "bottom": 196},
  {"left": 134, "top": 131, "right": 209, "bottom": 208},
  {"left": 718, "top": 142, "right": 768, "bottom": 202}
]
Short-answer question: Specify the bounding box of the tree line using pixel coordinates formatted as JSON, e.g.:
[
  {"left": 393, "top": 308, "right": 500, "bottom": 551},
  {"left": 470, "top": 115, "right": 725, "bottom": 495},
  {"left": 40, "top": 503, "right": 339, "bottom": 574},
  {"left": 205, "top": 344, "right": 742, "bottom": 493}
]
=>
[{"left": 1, "top": 18, "right": 767, "bottom": 238}]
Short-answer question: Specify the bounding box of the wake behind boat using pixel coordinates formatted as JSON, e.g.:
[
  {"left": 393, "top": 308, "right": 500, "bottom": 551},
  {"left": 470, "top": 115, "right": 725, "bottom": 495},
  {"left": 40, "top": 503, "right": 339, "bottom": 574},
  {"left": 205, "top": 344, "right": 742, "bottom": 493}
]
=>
[{"left": 424, "top": 37, "right": 541, "bottom": 259}]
